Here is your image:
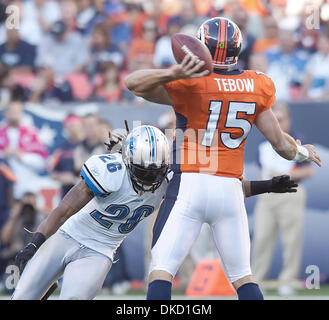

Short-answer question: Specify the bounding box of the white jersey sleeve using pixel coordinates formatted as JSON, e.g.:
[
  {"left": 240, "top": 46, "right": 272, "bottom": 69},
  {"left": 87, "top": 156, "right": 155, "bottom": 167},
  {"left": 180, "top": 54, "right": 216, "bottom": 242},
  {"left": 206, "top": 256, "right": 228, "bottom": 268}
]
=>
[{"left": 80, "top": 153, "right": 125, "bottom": 196}]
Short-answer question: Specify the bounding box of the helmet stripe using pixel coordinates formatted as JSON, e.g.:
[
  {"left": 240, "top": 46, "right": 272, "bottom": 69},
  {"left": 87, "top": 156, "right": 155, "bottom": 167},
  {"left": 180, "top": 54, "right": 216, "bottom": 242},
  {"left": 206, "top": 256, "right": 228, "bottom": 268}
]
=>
[
  {"left": 221, "top": 20, "right": 228, "bottom": 64},
  {"left": 214, "top": 19, "right": 222, "bottom": 64},
  {"left": 217, "top": 19, "right": 226, "bottom": 64},
  {"left": 150, "top": 126, "right": 157, "bottom": 162},
  {"left": 146, "top": 126, "right": 156, "bottom": 162}
]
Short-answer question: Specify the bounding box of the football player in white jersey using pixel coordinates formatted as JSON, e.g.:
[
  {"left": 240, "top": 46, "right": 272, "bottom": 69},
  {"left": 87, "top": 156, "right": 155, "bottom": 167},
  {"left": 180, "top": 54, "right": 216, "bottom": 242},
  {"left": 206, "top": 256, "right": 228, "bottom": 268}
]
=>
[
  {"left": 12, "top": 125, "right": 170, "bottom": 300},
  {"left": 12, "top": 124, "right": 298, "bottom": 300}
]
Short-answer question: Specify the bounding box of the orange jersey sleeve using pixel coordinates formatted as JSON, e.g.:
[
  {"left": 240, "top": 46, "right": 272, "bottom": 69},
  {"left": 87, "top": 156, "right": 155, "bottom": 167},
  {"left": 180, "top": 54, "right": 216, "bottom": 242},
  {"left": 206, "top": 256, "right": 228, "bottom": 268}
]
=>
[
  {"left": 256, "top": 72, "right": 276, "bottom": 114},
  {"left": 164, "top": 78, "right": 199, "bottom": 114},
  {"left": 164, "top": 69, "right": 276, "bottom": 179}
]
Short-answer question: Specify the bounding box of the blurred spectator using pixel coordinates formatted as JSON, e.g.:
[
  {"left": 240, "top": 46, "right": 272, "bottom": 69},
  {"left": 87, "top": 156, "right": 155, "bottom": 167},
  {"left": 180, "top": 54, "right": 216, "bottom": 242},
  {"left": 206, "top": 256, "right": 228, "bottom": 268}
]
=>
[
  {"left": 180, "top": 0, "right": 204, "bottom": 27},
  {"left": 128, "top": 18, "right": 158, "bottom": 71},
  {"left": 0, "top": 68, "right": 14, "bottom": 108},
  {"left": 19, "top": 0, "right": 62, "bottom": 46},
  {"left": 0, "top": 3, "right": 8, "bottom": 45},
  {"left": 157, "top": 109, "right": 176, "bottom": 143},
  {"left": 230, "top": 7, "right": 256, "bottom": 69},
  {"left": 73, "top": 114, "right": 107, "bottom": 173},
  {"left": 125, "top": 2, "right": 145, "bottom": 40},
  {"left": 103, "top": 0, "right": 132, "bottom": 54},
  {"left": 252, "top": 101, "right": 313, "bottom": 296},
  {"left": 0, "top": 192, "right": 45, "bottom": 287},
  {"left": 93, "top": 62, "right": 122, "bottom": 103},
  {"left": 158, "top": 109, "right": 176, "bottom": 132},
  {"left": 153, "top": 16, "right": 182, "bottom": 68},
  {"left": 99, "top": 119, "right": 112, "bottom": 143},
  {"left": 0, "top": 80, "right": 27, "bottom": 110},
  {"left": 50, "top": 114, "right": 83, "bottom": 198},
  {"left": 249, "top": 53, "right": 268, "bottom": 73},
  {"left": 36, "top": 20, "right": 88, "bottom": 76},
  {"left": 28, "top": 67, "right": 73, "bottom": 103},
  {"left": 302, "top": 31, "right": 329, "bottom": 101},
  {"left": 87, "top": 23, "right": 123, "bottom": 77},
  {"left": 60, "top": 0, "right": 79, "bottom": 32},
  {"left": 297, "top": 12, "right": 319, "bottom": 54},
  {"left": 253, "top": 16, "right": 279, "bottom": 54},
  {"left": 0, "top": 100, "right": 48, "bottom": 199},
  {"left": 78, "top": 0, "right": 113, "bottom": 37},
  {"left": 265, "top": 29, "right": 309, "bottom": 101},
  {"left": 0, "top": 28, "right": 36, "bottom": 73},
  {"left": 75, "top": 0, "right": 98, "bottom": 35},
  {"left": 0, "top": 161, "right": 15, "bottom": 231}
]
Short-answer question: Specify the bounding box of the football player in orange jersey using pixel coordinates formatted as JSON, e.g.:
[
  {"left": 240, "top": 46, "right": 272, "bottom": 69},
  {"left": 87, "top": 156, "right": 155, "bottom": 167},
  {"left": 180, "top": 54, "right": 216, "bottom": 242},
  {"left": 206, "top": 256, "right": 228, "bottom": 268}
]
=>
[{"left": 125, "top": 17, "right": 321, "bottom": 300}]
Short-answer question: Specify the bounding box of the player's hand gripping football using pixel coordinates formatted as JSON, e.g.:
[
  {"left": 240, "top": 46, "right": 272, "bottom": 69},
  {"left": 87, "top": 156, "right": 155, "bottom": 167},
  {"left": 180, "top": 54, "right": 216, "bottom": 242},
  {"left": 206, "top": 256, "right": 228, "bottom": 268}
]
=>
[
  {"left": 170, "top": 54, "right": 210, "bottom": 80},
  {"left": 271, "top": 175, "right": 298, "bottom": 193},
  {"left": 297, "top": 139, "right": 322, "bottom": 167}
]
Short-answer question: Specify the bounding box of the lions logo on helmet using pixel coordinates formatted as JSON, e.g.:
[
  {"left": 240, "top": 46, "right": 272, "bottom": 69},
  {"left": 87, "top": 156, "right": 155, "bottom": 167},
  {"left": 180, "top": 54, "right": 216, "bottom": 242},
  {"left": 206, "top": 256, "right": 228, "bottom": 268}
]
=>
[
  {"left": 197, "top": 17, "right": 243, "bottom": 68},
  {"left": 123, "top": 125, "right": 170, "bottom": 193}
]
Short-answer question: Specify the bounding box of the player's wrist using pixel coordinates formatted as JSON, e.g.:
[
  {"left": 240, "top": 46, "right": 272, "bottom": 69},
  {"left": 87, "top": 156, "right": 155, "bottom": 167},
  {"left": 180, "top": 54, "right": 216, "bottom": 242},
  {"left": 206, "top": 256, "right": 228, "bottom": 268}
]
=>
[
  {"left": 30, "top": 232, "right": 46, "bottom": 249},
  {"left": 250, "top": 180, "right": 272, "bottom": 196},
  {"left": 293, "top": 144, "right": 309, "bottom": 162}
]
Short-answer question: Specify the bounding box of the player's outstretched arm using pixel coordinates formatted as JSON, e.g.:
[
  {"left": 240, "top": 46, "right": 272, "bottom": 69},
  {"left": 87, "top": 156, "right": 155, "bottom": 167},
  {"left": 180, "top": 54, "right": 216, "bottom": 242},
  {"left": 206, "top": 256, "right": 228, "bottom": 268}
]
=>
[
  {"left": 36, "top": 179, "right": 93, "bottom": 238},
  {"left": 255, "top": 109, "right": 322, "bottom": 167},
  {"left": 124, "top": 54, "right": 209, "bottom": 105},
  {"left": 242, "top": 175, "right": 298, "bottom": 198},
  {"left": 15, "top": 180, "right": 93, "bottom": 273}
]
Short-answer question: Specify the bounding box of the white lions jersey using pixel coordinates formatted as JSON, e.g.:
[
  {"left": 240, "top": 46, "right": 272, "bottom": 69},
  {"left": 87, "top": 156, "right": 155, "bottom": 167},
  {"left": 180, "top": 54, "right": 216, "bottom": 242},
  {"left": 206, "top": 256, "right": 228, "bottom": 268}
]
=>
[{"left": 61, "top": 153, "right": 168, "bottom": 260}]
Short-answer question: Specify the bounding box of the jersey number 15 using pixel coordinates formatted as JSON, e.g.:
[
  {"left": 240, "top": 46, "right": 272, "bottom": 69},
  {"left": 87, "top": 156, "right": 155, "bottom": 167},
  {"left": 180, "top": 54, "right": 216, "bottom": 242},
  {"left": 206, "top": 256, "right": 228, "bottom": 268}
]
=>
[{"left": 202, "top": 101, "right": 256, "bottom": 149}]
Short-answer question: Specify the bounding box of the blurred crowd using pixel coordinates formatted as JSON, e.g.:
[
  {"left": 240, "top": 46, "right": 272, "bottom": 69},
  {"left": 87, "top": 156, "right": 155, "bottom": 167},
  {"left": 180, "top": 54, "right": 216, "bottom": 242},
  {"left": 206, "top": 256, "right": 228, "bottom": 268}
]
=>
[
  {"left": 0, "top": 101, "right": 114, "bottom": 292},
  {"left": 0, "top": 0, "right": 327, "bottom": 296},
  {"left": 0, "top": 0, "right": 328, "bottom": 105}
]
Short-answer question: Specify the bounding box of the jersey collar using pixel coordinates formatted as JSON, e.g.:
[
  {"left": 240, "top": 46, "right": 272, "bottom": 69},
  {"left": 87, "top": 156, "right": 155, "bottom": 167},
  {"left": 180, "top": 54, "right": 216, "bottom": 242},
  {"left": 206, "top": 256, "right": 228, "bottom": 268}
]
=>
[{"left": 213, "top": 67, "right": 244, "bottom": 75}]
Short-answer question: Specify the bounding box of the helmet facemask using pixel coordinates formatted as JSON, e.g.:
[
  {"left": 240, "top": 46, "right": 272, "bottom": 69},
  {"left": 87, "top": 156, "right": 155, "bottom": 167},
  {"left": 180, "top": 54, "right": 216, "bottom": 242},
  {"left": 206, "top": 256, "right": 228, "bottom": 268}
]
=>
[{"left": 127, "top": 162, "right": 169, "bottom": 193}]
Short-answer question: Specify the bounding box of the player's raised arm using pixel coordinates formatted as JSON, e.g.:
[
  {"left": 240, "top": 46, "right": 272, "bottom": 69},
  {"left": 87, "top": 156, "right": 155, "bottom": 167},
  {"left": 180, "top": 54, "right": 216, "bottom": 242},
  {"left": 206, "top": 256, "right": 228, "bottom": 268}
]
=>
[
  {"left": 15, "top": 180, "right": 94, "bottom": 273},
  {"left": 255, "top": 108, "right": 322, "bottom": 167},
  {"left": 124, "top": 54, "right": 209, "bottom": 105}
]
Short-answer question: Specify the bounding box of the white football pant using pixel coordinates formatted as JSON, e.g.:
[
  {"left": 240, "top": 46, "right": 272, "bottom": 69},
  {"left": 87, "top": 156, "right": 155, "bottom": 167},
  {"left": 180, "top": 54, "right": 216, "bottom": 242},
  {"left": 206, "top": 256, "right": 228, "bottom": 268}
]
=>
[
  {"left": 12, "top": 230, "right": 112, "bottom": 300},
  {"left": 150, "top": 172, "right": 252, "bottom": 283}
]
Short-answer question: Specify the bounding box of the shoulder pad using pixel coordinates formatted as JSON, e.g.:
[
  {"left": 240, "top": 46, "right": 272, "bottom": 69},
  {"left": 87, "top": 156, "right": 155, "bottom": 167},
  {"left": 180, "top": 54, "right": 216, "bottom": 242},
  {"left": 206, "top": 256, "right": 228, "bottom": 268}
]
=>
[
  {"left": 257, "top": 72, "right": 275, "bottom": 98},
  {"left": 80, "top": 153, "right": 125, "bottom": 196}
]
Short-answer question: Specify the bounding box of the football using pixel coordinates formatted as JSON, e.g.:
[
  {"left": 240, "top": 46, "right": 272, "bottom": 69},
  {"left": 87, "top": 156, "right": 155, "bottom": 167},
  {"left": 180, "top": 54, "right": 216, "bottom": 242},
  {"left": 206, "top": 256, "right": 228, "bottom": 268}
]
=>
[{"left": 171, "top": 33, "right": 213, "bottom": 73}]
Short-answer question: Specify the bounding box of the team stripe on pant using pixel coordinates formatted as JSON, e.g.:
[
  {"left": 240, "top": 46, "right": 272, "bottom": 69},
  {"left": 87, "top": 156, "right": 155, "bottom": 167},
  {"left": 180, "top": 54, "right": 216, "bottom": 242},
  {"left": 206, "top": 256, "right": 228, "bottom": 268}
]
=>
[{"left": 152, "top": 173, "right": 182, "bottom": 248}]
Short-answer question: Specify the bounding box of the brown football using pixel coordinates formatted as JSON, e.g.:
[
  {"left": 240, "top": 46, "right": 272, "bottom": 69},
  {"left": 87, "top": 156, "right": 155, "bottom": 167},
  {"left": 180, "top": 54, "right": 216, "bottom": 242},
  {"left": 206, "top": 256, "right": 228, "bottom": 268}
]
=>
[{"left": 171, "top": 33, "right": 213, "bottom": 73}]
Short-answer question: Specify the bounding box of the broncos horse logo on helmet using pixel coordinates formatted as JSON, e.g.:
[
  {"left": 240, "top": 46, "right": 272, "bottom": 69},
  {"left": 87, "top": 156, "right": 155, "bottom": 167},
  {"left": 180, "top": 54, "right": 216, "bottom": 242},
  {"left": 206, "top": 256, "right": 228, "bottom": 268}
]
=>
[{"left": 197, "top": 17, "right": 243, "bottom": 69}]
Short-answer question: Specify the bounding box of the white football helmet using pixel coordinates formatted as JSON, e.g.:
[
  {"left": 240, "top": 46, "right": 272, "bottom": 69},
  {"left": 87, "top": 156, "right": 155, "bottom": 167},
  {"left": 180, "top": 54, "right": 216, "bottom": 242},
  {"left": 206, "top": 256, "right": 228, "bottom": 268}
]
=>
[{"left": 122, "top": 125, "right": 170, "bottom": 192}]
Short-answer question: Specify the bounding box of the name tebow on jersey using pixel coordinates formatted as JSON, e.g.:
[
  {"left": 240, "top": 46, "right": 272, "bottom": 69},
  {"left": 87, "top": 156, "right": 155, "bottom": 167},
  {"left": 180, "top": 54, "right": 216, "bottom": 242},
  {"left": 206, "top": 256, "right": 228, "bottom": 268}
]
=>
[{"left": 61, "top": 153, "right": 168, "bottom": 260}]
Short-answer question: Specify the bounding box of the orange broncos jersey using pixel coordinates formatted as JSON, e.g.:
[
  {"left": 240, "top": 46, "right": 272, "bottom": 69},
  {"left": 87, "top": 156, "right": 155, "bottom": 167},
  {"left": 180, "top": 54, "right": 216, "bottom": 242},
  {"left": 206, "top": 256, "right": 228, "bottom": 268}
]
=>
[{"left": 164, "top": 69, "right": 275, "bottom": 179}]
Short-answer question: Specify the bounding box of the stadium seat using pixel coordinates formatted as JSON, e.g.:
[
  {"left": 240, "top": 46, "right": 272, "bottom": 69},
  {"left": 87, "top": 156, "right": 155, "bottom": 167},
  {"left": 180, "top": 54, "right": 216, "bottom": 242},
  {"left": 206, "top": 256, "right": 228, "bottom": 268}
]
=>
[{"left": 66, "top": 73, "right": 93, "bottom": 101}]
